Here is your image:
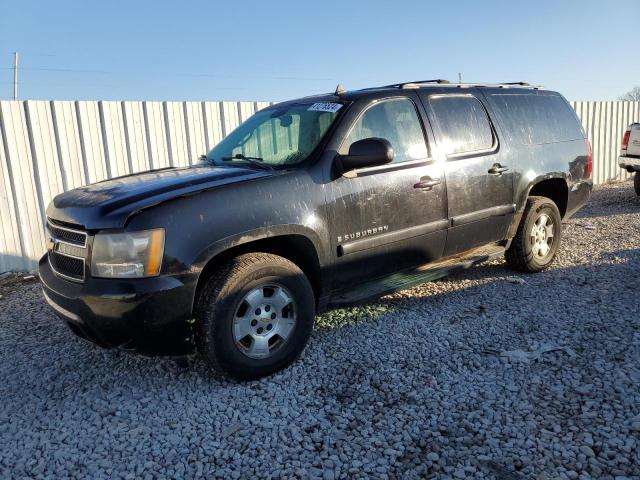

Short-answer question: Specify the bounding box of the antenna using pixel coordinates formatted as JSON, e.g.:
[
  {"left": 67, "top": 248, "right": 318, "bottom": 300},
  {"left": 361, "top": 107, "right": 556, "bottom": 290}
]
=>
[{"left": 334, "top": 84, "right": 346, "bottom": 95}]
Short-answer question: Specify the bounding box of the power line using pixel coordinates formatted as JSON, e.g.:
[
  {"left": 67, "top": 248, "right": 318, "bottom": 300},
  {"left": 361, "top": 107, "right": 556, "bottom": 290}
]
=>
[
  {"left": 0, "top": 66, "right": 109, "bottom": 73},
  {"left": 0, "top": 66, "right": 333, "bottom": 81},
  {"left": 181, "top": 73, "right": 335, "bottom": 82},
  {"left": 3, "top": 51, "right": 55, "bottom": 57},
  {"left": 3, "top": 54, "right": 338, "bottom": 98}
]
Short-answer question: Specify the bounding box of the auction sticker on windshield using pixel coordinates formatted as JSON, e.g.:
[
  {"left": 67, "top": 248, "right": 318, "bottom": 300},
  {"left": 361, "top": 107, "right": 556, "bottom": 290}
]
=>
[{"left": 307, "top": 102, "right": 343, "bottom": 113}]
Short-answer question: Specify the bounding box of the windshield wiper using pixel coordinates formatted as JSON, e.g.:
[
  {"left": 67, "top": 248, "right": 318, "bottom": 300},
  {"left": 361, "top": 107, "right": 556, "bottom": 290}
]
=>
[
  {"left": 221, "top": 153, "right": 274, "bottom": 171},
  {"left": 222, "top": 153, "right": 265, "bottom": 162}
]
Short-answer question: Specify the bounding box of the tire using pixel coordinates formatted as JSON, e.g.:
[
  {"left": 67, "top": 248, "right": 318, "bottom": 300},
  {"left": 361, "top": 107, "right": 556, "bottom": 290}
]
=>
[
  {"left": 194, "top": 253, "right": 315, "bottom": 380},
  {"left": 634, "top": 172, "right": 640, "bottom": 196},
  {"left": 505, "top": 196, "right": 562, "bottom": 273}
]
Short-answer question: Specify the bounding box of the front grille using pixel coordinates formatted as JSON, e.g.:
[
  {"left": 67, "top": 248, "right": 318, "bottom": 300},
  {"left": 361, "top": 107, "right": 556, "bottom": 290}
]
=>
[
  {"left": 49, "top": 251, "right": 85, "bottom": 281},
  {"left": 47, "top": 220, "right": 87, "bottom": 247}
]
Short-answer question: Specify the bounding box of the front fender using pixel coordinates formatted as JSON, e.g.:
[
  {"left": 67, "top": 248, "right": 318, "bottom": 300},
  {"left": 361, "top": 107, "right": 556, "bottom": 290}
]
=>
[{"left": 191, "top": 224, "right": 328, "bottom": 271}]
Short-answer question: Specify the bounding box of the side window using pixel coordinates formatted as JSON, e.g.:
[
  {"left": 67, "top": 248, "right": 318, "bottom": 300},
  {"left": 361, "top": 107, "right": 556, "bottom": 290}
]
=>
[
  {"left": 427, "top": 95, "right": 494, "bottom": 156},
  {"left": 487, "top": 93, "right": 584, "bottom": 145},
  {"left": 344, "top": 98, "right": 428, "bottom": 163}
]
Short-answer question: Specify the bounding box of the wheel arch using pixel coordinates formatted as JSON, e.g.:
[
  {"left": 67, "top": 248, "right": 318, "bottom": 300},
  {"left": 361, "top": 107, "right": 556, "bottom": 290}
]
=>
[
  {"left": 193, "top": 230, "right": 325, "bottom": 313},
  {"left": 524, "top": 175, "right": 569, "bottom": 219},
  {"left": 508, "top": 174, "right": 568, "bottom": 239}
]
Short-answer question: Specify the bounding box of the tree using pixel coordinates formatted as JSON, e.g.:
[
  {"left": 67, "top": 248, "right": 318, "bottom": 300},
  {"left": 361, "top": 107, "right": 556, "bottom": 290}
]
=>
[{"left": 618, "top": 86, "right": 640, "bottom": 101}]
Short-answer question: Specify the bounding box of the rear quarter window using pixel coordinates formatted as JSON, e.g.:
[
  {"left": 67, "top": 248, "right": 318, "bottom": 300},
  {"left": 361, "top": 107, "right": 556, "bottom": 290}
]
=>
[{"left": 487, "top": 93, "right": 584, "bottom": 145}]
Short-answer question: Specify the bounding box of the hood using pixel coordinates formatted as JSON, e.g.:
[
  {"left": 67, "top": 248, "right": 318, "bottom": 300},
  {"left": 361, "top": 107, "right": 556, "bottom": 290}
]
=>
[{"left": 47, "top": 165, "right": 272, "bottom": 229}]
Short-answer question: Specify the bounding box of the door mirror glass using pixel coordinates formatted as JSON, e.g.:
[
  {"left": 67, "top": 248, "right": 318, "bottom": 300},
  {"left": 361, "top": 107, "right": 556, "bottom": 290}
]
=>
[{"left": 339, "top": 137, "right": 394, "bottom": 171}]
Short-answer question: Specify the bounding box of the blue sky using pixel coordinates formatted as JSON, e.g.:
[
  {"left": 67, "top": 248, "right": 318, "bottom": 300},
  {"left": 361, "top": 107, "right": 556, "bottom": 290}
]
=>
[{"left": 1, "top": 0, "right": 638, "bottom": 102}]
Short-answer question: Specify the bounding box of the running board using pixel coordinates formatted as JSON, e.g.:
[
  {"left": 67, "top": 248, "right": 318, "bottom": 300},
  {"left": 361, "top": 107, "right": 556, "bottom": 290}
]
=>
[{"left": 328, "top": 244, "right": 506, "bottom": 308}]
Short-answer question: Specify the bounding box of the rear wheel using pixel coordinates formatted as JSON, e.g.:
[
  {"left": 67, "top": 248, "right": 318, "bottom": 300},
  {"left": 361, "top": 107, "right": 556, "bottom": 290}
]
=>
[
  {"left": 194, "top": 253, "right": 315, "bottom": 380},
  {"left": 505, "top": 196, "right": 562, "bottom": 273},
  {"left": 634, "top": 172, "right": 640, "bottom": 196}
]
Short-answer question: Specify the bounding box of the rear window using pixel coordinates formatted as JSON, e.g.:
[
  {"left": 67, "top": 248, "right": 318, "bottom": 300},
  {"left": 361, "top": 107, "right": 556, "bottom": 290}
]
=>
[
  {"left": 426, "top": 95, "right": 494, "bottom": 155},
  {"left": 487, "top": 93, "right": 584, "bottom": 145}
]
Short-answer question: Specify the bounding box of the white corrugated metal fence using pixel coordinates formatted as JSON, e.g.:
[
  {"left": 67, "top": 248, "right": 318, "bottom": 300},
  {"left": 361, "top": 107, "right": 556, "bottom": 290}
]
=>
[
  {"left": 0, "top": 100, "right": 271, "bottom": 272},
  {"left": 1, "top": 99, "right": 638, "bottom": 272},
  {"left": 571, "top": 101, "right": 639, "bottom": 185}
]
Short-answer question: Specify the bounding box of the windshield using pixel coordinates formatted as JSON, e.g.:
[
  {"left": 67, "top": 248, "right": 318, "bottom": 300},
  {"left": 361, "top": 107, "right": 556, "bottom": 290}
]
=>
[{"left": 206, "top": 102, "right": 343, "bottom": 167}]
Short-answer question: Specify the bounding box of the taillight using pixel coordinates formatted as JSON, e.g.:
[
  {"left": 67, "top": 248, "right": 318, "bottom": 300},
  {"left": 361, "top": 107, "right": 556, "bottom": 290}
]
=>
[
  {"left": 622, "top": 129, "right": 630, "bottom": 151},
  {"left": 585, "top": 139, "right": 592, "bottom": 178}
]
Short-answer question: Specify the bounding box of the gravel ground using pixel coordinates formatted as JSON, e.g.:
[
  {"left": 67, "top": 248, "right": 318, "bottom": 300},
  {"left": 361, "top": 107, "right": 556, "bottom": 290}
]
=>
[{"left": 1, "top": 181, "right": 639, "bottom": 480}]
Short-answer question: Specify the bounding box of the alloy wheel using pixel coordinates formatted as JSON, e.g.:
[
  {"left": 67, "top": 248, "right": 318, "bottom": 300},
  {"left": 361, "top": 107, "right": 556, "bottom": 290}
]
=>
[
  {"left": 232, "top": 283, "right": 296, "bottom": 359},
  {"left": 529, "top": 213, "right": 555, "bottom": 259}
]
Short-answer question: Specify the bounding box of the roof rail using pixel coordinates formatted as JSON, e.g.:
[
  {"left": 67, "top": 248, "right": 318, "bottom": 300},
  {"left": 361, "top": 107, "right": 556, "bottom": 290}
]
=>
[
  {"left": 471, "top": 82, "right": 543, "bottom": 89},
  {"left": 384, "top": 79, "right": 451, "bottom": 89},
  {"left": 382, "top": 80, "right": 543, "bottom": 90}
]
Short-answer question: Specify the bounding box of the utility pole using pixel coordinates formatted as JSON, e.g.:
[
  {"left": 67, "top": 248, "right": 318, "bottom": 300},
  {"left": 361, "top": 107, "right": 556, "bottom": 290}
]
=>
[
  {"left": 12, "top": 52, "right": 19, "bottom": 100},
  {"left": 458, "top": 72, "right": 462, "bottom": 84}
]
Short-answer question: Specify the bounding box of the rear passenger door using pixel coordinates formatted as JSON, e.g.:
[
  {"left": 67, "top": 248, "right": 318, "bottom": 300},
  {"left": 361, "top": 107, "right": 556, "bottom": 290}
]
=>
[{"left": 419, "top": 91, "right": 515, "bottom": 255}]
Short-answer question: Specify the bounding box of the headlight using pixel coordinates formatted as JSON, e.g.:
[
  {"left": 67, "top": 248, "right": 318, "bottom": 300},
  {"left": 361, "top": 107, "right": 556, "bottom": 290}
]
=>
[{"left": 91, "top": 229, "right": 165, "bottom": 278}]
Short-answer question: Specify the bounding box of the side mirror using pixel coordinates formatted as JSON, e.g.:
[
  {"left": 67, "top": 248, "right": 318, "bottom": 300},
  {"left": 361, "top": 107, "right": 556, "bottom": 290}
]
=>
[{"left": 338, "top": 137, "right": 394, "bottom": 172}]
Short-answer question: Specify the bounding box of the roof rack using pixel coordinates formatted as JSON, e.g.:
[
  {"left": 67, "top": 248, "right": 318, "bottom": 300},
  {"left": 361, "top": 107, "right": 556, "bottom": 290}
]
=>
[
  {"left": 384, "top": 80, "right": 543, "bottom": 90},
  {"left": 464, "top": 82, "right": 543, "bottom": 90},
  {"left": 384, "top": 79, "right": 451, "bottom": 89}
]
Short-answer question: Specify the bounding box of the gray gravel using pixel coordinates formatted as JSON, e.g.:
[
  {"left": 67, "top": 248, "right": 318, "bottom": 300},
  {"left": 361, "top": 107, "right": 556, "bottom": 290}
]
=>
[{"left": 1, "top": 181, "right": 639, "bottom": 480}]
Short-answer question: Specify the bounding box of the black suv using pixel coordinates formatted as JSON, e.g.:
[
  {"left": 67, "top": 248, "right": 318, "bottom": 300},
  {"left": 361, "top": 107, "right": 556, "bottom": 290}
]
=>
[{"left": 40, "top": 80, "right": 592, "bottom": 379}]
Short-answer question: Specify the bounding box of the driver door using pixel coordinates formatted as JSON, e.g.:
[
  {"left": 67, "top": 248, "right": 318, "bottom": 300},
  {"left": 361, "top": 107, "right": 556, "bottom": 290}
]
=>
[{"left": 325, "top": 95, "right": 448, "bottom": 291}]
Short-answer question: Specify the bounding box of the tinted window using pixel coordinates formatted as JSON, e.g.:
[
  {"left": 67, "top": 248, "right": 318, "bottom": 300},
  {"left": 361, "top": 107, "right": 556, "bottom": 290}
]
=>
[
  {"left": 344, "top": 98, "right": 428, "bottom": 163},
  {"left": 207, "top": 103, "right": 340, "bottom": 167},
  {"left": 487, "top": 93, "right": 584, "bottom": 145},
  {"left": 427, "top": 95, "right": 494, "bottom": 155}
]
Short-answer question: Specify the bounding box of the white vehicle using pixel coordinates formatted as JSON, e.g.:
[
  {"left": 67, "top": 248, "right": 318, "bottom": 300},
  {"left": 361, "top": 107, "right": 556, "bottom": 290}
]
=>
[{"left": 619, "top": 122, "right": 640, "bottom": 195}]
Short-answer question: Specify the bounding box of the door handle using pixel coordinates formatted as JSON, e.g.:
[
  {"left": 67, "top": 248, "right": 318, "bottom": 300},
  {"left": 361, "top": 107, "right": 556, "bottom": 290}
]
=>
[
  {"left": 488, "top": 163, "right": 509, "bottom": 175},
  {"left": 414, "top": 177, "right": 441, "bottom": 190}
]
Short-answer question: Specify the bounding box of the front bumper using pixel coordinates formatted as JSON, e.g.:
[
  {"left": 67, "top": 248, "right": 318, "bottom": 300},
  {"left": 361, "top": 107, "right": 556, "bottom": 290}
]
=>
[
  {"left": 619, "top": 155, "right": 640, "bottom": 171},
  {"left": 39, "top": 254, "right": 196, "bottom": 355}
]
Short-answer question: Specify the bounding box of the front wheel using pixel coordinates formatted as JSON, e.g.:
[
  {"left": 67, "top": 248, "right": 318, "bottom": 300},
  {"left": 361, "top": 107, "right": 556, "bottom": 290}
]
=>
[
  {"left": 634, "top": 172, "right": 640, "bottom": 196},
  {"left": 194, "top": 253, "right": 315, "bottom": 380},
  {"left": 505, "top": 196, "right": 562, "bottom": 273}
]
